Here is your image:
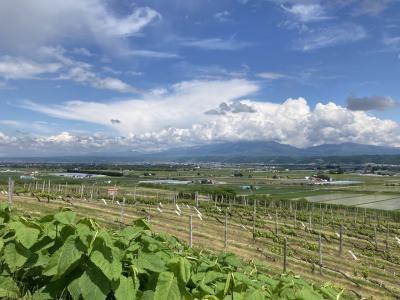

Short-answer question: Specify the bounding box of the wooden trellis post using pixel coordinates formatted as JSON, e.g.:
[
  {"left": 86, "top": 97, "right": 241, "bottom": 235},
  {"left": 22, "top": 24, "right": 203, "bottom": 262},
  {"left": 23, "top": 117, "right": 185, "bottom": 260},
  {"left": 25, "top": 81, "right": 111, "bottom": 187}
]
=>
[
  {"left": 319, "top": 234, "right": 323, "bottom": 275},
  {"left": 8, "top": 177, "right": 14, "bottom": 208},
  {"left": 283, "top": 237, "right": 288, "bottom": 273},
  {"left": 224, "top": 211, "right": 228, "bottom": 250},
  {"left": 385, "top": 223, "right": 389, "bottom": 251},
  {"left": 374, "top": 224, "right": 378, "bottom": 250},
  {"left": 119, "top": 197, "right": 126, "bottom": 227},
  {"left": 275, "top": 209, "right": 278, "bottom": 235},
  {"left": 189, "top": 215, "right": 193, "bottom": 248},
  {"left": 339, "top": 223, "right": 343, "bottom": 256},
  {"left": 253, "top": 200, "right": 257, "bottom": 241}
]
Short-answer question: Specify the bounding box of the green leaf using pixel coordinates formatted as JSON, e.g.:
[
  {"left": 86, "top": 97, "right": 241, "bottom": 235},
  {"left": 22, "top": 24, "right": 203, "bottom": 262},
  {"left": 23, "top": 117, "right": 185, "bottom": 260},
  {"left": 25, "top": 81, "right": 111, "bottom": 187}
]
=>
[
  {"left": 3, "top": 242, "right": 31, "bottom": 272},
  {"left": 90, "top": 243, "right": 122, "bottom": 282},
  {"left": 223, "top": 273, "right": 231, "bottom": 296},
  {"left": 294, "top": 287, "right": 322, "bottom": 300},
  {"left": 68, "top": 263, "right": 110, "bottom": 300},
  {"left": 154, "top": 272, "right": 181, "bottom": 300},
  {"left": 43, "top": 236, "right": 83, "bottom": 279},
  {"left": 8, "top": 221, "right": 41, "bottom": 249},
  {"left": 0, "top": 203, "right": 11, "bottom": 223},
  {"left": 133, "top": 219, "right": 151, "bottom": 230},
  {"left": 54, "top": 210, "right": 76, "bottom": 225},
  {"left": 114, "top": 275, "right": 138, "bottom": 300},
  {"left": 0, "top": 276, "right": 19, "bottom": 298},
  {"left": 244, "top": 289, "right": 266, "bottom": 300},
  {"left": 137, "top": 252, "right": 165, "bottom": 273},
  {"left": 168, "top": 257, "right": 191, "bottom": 285}
]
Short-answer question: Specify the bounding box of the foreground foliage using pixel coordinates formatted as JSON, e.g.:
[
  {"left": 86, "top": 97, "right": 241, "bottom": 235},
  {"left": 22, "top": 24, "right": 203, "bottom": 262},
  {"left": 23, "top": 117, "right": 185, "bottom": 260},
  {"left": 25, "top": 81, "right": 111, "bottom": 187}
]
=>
[{"left": 0, "top": 203, "right": 344, "bottom": 299}]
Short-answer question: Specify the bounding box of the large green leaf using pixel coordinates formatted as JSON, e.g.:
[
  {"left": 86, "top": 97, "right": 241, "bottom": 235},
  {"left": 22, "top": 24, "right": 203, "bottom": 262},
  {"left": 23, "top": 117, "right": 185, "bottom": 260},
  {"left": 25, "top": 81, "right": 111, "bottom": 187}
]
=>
[
  {"left": 137, "top": 252, "right": 165, "bottom": 273},
  {"left": 0, "top": 203, "right": 11, "bottom": 223},
  {"left": 0, "top": 276, "right": 19, "bottom": 298},
  {"left": 114, "top": 275, "right": 138, "bottom": 300},
  {"left": 43, "top": 236, "right": 83, "bottom": 279},
  {"left": 90, "top": 242, "right": 122, "bottom": 281},
  {"left": 153, "top": 272, "right": 181, "bottom": 300},
  {"left": 3, "top": 242, "right": 31, "bottom": 272},
  {"left": 54, "top": 210, "right": 76, "bottom": 225},
  {"left": 244, "top": 288, "right": 266, "bottom": 300},
  {"left": 8, "top": 221, "right": 41, "bottom": 249},
  {"left": 68, "top": 263, "right": 110, "bottom": 300},
  {"left": 167, "top": 257, "right": 191, "bottom": 285}
]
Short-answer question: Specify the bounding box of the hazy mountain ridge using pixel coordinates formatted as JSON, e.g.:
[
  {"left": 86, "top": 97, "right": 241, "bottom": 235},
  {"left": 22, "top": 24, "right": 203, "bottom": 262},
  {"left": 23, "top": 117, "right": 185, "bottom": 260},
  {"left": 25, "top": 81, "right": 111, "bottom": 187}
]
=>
[{"left": 153, "top": 141, "right": 400, "bottom": 158}]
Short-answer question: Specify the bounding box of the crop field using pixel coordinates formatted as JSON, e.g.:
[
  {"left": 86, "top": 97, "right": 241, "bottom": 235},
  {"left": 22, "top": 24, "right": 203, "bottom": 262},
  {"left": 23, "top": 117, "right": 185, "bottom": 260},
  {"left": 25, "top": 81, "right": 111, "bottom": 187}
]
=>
[
  {"left": 357, "top": 199, "right": 400, "bottom": 210},
  {"left": 1, "top": 166, "right": 400, "bottom": 299},
  {"left": 305, "top": 194, "right": 400, "bottom": 210}
]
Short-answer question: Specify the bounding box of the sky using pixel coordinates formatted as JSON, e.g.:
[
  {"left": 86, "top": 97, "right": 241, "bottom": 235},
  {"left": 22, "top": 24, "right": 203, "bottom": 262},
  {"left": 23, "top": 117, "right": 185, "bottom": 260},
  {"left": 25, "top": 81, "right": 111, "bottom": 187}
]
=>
[{"left": 0, "top": 0, "right": 400, "bottom": 156}]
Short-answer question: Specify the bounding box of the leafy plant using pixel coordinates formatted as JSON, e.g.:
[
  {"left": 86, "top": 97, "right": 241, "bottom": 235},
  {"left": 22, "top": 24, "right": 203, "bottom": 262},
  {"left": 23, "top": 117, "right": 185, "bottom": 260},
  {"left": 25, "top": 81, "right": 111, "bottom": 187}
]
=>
[{"left": 0, "top": 204, "right": 344, "bottom": 299}]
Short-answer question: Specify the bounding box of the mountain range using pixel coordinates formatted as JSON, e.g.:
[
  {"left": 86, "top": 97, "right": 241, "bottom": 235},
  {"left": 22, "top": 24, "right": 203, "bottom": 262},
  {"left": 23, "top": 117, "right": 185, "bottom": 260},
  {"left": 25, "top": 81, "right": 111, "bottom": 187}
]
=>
[{"left": 149, "top": 141, "right": 400, "bottom": 159}]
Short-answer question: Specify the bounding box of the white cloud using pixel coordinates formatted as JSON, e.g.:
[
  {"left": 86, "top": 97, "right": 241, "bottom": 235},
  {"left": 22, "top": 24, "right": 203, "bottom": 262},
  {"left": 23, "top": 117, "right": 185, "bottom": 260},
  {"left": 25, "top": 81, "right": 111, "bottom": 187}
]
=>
[
  {"left": 0, "top": 0, "right": 161, "bottom": 53},
  {"left": 0, "top": 56, "right": 61, "bottom": 79},
  {"left": 17, "top": 79, "right": 400, "bottom": 152},
  {"left": 281, "top": 4, "right": 329, "bottom": 23},
  {"left": 71, "top": 48, "right": 93, "bottom": 57},
  {"left": 353, "top": 0, "right": 393, "bottom": 16},
  {"left": 383, "top": 35, "right": 400, "bottom": 51},
  {"left": 214, "top": 11, "right": 231, "bottom": 22},
  {"left": 127, "top": 50, "right": 179, "bottom": 59},
  {"left": 257, "top": 72, "right": 291, "bottom": 80},
  {"left": 0, "top": 49, "right": 140, "bottom": 93},
  {"left": 182, "top": 38, "right": 251, "bottom": 50},
  {"left": 296, "top": 23, "right": 367, "bottom": 51},
  {"left": 24, "top": 79, "right": 259, "bottom": 135}
]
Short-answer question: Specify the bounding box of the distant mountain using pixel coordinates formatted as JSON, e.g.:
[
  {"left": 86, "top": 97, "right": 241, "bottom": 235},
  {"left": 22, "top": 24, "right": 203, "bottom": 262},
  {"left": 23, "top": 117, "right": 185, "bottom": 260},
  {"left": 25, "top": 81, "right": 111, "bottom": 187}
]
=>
[
  {"left": 3, "top": 141, "right": 400, "bottom": 164},
  {"left": 305, "top": 142, "right": 400, "bottom": 156},
  {"left": 158, "top": 141, "right": 300, "bottom": 157},
  {"left": 152, "top": 141, "right": 400, "bottom": 159}
]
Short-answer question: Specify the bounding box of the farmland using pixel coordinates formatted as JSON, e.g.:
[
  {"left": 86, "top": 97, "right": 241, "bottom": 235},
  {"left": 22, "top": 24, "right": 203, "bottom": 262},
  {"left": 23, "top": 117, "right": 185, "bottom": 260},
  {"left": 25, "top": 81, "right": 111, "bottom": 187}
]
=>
[{"left": 1, "top": 164, "right": 400, "bottom": 299}]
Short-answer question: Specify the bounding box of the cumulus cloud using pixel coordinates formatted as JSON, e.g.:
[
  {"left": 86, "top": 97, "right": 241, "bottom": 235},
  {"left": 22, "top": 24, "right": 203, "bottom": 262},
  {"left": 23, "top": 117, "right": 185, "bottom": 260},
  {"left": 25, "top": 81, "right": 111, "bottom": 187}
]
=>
[
  {"left": 205, "top": 102, "right": 256, "bottom": 115},
  {"left": 13, "top": 79, "right": 400, "bottom": 153},
  {"left": 347, "top": 96, "right": 397, "bottom": 111},
  {"left": 0, "top": 0, "right": 161, "bottom": 54}
]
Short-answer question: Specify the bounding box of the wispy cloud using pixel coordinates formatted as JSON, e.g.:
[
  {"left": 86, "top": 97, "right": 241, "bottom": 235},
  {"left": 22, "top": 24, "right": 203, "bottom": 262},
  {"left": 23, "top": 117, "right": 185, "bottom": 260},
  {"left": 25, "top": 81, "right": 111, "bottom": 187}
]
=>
[
  {"left": 296, "top": 23, "right": 367, "bottom": 51},
  {"left": 383, "top": 35, "right": 400, "bottom": 51},
  {"left": 0, "top": 47, "right": 141, "bottom": 94},
  {"left": 281, "top": 3, "right": 330, "bottom": 23},
  {"left": 257, "top": 72, "right": 291, "bottom": 80},
  {"left": 214, "top": 11, "right": 231, "bottom": 22},
  {"left": 182, "top": 37, "right": 252, "bottom": 50},
  {"left": 353, "top": 0, "right": 394, "bottom": 16},
  {"left": 0, "top": 56, "right": 61, "bottom": 79},
  {"left": 0, "top": 0, "right": 161, "bottom": 54},
  {"left": 128, "top": 50, "right": 179, "bottom": 59}
]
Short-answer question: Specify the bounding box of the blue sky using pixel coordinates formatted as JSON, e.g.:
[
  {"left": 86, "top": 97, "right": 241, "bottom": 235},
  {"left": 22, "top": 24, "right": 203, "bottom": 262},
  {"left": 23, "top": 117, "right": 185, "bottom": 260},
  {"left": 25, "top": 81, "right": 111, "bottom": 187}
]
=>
[{"left": 0, "top": 0, "right": 400, "bottom": 155}]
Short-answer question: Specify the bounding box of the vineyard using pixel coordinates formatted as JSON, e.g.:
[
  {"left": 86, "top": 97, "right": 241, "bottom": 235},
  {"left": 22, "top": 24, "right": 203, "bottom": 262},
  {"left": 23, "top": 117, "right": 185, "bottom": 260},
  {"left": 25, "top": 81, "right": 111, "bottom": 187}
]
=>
[
  {"left": 0, "top": 203, "right": 344, "bottom": 299},
  {"left": 1, "top": 181, "right": 400, "bottom": 299}
]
